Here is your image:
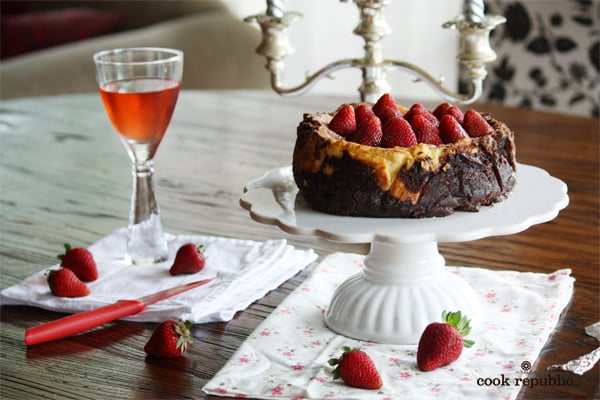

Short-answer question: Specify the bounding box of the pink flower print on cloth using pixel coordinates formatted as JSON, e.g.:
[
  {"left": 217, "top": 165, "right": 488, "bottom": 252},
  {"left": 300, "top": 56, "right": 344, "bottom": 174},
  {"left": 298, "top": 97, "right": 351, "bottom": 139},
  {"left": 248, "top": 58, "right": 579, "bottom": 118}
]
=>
[{"left": 203, "top": 253, "right": 574, "bottom": 400}]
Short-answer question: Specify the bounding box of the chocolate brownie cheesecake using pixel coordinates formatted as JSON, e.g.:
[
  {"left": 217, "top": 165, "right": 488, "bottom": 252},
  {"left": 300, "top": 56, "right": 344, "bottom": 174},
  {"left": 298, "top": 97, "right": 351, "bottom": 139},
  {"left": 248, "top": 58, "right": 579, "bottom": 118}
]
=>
[{"left": 292, "top": 94, "right": 517, "bottom": 218}]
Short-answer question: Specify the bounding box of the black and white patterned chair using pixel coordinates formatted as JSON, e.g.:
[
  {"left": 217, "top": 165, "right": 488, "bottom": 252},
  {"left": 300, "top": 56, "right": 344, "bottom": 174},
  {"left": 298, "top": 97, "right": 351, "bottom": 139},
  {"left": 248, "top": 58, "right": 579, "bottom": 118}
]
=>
[{"left": 470, "top": 0, "right": 599, "bottom": 117}]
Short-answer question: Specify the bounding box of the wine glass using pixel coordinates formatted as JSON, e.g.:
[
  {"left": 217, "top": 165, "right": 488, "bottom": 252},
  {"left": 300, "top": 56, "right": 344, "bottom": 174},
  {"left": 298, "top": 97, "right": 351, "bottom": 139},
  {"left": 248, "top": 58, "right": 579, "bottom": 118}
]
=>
[{"left": 93, "top": 48, "right": 183, "bottom": 265}]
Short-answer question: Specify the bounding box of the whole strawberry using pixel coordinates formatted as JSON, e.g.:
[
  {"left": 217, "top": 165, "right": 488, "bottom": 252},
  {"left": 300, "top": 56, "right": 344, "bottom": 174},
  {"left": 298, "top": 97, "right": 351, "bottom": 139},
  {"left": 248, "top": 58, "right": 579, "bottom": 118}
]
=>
[
  {"left": 404, "top": 103, "right": 439, "bottom": 127},
  {"left": 169, "top": 243, "right": 206, "bottom": 275},
  {"left": 373, "top": 93, "right": 401, "bottom": 124},
  {"left": 351, "top": 114, "right": 383, "bottom": 147},
  {"left": 47, "top": 268, "right": 90, "bottom": 297},
  {"left": 329, "top": 103, "right": 356, "bottom": 137},
  {"left": 382, "top": 116, "right": 418, "bottom": 148},
  {"left": 417, "top": 310, "right": 475, "bottom": 371},
  {"left": 144, "top": 319, "right": 194, "bottom": 358},
  {"left": 412, "top": 114, "right": 443, "bottom": 145},
  {"left": 439, "top": 114, "right": 468, "bottom": 144},
  {"left": 432, "top": 102, "right": 453, "bottom": 119},
  {"left": 443, "top": 105, "right": 465, "bottom": 124},
  {"left": 354, "top": 103, "right": 376, "bottom": 127},
  {"left": 328, "top": 346, "right": 382, "bottom": 390},
  {"left": 58, "top": 243, "right": 98, "bottom": 282},
  {"left": 463, "top": 109, "right": 493, "bottom": 137}
]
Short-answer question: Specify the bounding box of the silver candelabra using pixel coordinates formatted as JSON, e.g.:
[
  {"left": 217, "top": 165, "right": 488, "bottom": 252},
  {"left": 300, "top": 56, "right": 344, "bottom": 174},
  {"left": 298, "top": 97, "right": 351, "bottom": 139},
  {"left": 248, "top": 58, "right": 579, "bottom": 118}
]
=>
[{"left": 245, "top": 0, "right": 506, "bottom": 104}]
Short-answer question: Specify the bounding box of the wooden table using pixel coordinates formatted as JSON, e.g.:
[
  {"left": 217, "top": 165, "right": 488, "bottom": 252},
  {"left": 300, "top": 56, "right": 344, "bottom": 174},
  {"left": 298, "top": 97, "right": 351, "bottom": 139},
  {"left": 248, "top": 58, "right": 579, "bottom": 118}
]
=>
[{"left": 1, "top": 91, "right": 598, "bottom": 399}]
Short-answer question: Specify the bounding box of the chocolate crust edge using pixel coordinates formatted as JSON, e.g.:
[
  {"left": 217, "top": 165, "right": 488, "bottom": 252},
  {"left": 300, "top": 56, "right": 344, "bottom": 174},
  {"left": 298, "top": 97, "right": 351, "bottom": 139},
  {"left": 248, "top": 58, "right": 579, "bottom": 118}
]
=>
[{"left": 292, "top": 111, "right": 517, "bottom": 218}]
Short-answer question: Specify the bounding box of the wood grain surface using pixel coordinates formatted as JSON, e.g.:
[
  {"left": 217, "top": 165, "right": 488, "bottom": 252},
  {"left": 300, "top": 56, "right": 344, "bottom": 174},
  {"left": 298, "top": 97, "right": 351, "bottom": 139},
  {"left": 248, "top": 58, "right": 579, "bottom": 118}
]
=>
[{"left": 1, "top": 91, "right": 598, "bottom": 399}]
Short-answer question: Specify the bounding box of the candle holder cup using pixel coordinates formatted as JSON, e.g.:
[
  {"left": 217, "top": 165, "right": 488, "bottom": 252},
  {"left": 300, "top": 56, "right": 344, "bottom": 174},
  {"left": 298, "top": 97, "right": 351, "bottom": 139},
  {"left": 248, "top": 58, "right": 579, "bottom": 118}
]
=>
[{"left": 246, "top": 0, "right": 505, "bottom": 104}]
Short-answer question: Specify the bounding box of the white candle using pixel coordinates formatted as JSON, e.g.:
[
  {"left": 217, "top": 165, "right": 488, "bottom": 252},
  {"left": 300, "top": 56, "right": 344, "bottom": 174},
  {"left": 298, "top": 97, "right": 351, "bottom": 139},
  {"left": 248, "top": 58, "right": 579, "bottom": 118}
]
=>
[
  {"left": 464, "top": 0, "right": 485, "bottom": 23},
  {"left": 267, "top": 0, "right": 285, "bottom": 18}
]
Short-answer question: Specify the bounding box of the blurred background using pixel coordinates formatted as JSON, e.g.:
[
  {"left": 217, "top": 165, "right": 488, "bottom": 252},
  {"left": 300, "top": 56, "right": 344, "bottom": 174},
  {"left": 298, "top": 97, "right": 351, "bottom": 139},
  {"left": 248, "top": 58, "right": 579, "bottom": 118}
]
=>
[
  {"left": 223, "top": 0, "right": 463, "bottom": 102},
  {"left": 1, "top": 0, "right": 597, "bottom": 116}
]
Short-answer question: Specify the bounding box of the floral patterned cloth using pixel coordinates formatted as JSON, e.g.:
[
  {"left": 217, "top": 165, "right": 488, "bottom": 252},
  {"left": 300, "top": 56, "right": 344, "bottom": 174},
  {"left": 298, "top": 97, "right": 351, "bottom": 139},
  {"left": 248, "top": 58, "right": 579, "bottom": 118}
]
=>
[{"left": 203, "top": 252, "right": 574, "bottom": 399}]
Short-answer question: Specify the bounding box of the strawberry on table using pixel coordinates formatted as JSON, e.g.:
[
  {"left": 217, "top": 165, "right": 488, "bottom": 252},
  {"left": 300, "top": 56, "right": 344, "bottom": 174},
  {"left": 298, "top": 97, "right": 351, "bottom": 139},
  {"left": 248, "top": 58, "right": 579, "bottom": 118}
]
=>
[
  {"left": 328, "top": 346, "right": 382, "bottom": 390},
  {"left": 58, "top": 243, "right": 98, "bottom": 282},
  {"left": 329, "top": 103, "right": 356, "bottom": 137},
  {"left": 144, "top": 319, "right": 194, "bottom": 358},
  {"left": 417, "top": 310, "right": 475, "bottom": 371},
  {"left": 463, "top": 109, "right": 493, "bottom": 137},
  {"left": 169, "top": 243, "right": 206, "bottom": 275},
  {"left": 381, "top": 116, "right": 418, "bottom": 147},
  {"left": 47, "top": 268, "right": 90, "bottom": 298}
]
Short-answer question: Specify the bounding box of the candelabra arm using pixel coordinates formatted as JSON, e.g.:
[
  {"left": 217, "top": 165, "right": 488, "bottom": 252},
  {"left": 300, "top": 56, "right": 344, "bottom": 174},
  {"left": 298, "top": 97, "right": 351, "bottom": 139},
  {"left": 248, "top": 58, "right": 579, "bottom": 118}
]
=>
[
  {"left": 387, "top": 60, "right": 483, "bottom": 105},
  {"left": 246, "top": 5, "right": 504, "bottom": 105},
  {"left": 245, "top": 11, "right": 362, "bottom": 98},
  {"left": 268, "top": 58, "right": 357, "bottom": 98}
]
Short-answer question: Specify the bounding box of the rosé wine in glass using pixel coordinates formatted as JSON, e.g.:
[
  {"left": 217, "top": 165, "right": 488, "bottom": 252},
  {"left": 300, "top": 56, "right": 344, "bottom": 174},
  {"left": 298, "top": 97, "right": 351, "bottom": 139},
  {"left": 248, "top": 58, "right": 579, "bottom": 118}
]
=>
[
  {"left": 99, "top": 78, "right": 180, "bottom": 161},
  {"left": 94, "top": 48, "right": 183, "bottom": 265}
]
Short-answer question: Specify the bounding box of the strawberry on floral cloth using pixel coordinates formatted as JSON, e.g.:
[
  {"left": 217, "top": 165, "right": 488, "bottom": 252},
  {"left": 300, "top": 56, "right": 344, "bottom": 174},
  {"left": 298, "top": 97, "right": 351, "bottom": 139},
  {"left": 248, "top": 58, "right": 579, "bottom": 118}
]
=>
[{"left": 203, "top": 252, "right": 574, "bottom": 400}]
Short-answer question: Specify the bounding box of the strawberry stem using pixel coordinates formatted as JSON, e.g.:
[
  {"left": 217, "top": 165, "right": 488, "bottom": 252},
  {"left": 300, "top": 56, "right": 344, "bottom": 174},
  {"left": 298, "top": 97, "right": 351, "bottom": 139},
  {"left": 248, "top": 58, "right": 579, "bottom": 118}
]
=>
[
  {"left": 57, "top": 243, "right": 72, "bottom": 261},
  {"left": 173, "top": 320, "right": 194, "bottom": 353},
  {"left": 442, "top": 310, "right": 475, "bottom": 347},
  {"left": 328, "top": 346, "right": 361, "bottom": 379}
]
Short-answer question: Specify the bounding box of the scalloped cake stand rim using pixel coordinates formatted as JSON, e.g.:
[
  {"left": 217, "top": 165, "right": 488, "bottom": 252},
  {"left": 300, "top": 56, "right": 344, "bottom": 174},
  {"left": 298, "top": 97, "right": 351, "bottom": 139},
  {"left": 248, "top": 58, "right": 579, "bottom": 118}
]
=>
[
  {"left": 240, "top": 164, "right": 569, "bottom": 344},
  {"left": 240, "top": 163, "right": 569, "bottom": 245}
]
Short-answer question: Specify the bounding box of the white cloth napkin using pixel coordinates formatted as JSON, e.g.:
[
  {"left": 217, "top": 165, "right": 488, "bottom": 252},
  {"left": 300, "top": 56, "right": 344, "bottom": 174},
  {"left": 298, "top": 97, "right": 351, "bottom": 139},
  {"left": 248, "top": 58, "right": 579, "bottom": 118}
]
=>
[
  {"left": 203, "top": 252, "right": 574, "bottom": 399},
  {"left": 0, "top": 228, "right": 317, "bottom": 323}
]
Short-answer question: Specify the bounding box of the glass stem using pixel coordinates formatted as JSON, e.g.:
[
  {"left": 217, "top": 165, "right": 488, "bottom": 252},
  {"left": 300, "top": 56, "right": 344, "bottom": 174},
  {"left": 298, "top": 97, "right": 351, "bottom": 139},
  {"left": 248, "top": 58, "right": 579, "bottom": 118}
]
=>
[{"left": 126, "top": 159, "right": 168, "bottom": 264}]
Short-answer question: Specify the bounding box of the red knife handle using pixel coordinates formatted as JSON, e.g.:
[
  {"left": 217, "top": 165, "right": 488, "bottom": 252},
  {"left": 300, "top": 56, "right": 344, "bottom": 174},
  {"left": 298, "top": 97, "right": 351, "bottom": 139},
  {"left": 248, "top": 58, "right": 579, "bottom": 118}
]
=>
[{"left": 25, "top": 300, "right": 145, "bottom": 346}]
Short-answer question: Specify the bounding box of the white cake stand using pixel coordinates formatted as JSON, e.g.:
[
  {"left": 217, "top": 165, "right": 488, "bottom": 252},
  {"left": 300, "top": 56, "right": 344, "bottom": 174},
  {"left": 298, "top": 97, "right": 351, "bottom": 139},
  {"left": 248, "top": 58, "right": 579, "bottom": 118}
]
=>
[{"left": 240, "top": 164, "right": 568, "bottom": 344}]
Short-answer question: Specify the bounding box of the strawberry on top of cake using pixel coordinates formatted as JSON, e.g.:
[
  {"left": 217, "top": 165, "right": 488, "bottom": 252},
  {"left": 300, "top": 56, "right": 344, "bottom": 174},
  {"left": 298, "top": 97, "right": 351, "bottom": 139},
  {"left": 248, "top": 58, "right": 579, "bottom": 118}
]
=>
[{"left": 292, "top": 94, "right": 516, "bottom": 218}]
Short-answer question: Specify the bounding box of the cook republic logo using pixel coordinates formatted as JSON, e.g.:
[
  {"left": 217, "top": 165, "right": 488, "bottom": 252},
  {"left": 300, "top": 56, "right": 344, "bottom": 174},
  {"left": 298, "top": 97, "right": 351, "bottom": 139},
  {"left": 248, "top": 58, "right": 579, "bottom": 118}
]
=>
[{"left": 476, "top": 361, "right": 574, "bottom": 388}]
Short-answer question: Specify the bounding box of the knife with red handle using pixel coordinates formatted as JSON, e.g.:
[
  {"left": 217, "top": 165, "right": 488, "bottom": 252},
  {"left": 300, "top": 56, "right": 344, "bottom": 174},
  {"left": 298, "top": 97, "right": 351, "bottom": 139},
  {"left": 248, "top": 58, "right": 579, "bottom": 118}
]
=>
[{"left": 25, "top": 277, "right": 214, "bottom": 346}]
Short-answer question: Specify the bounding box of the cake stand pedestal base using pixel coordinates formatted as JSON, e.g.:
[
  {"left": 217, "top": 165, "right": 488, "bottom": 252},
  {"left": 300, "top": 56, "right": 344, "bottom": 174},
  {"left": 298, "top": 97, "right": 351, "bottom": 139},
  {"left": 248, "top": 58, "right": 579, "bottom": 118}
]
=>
[
  {"left": 324, "top": 240, "right": 483, "bottom": 344},
  {"left": 241, "top": 164, "right": 569, "bottom": 345}
]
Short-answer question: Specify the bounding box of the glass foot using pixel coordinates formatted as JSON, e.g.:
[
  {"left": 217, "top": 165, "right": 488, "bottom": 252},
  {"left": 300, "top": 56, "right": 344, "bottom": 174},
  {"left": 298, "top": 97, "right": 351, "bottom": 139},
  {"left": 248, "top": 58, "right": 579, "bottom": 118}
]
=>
[
  {"left": 125, "top": 159, "right": 168, "bottom": 265},
  {"left": 125, "top": 214, "right": 168, "bottom": 265}
]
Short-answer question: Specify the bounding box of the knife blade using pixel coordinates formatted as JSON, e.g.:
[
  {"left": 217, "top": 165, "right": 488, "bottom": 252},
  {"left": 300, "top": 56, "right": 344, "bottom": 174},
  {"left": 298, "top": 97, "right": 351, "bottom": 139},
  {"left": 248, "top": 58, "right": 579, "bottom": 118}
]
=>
[{"left": 24, "top": 277, "right": 214, "bottom": 346}]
